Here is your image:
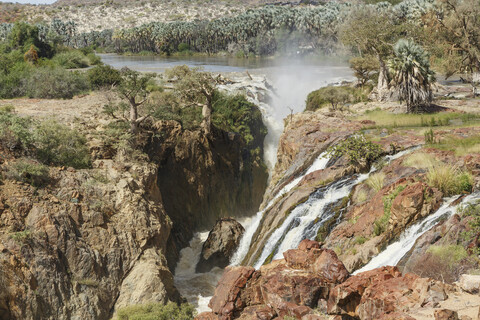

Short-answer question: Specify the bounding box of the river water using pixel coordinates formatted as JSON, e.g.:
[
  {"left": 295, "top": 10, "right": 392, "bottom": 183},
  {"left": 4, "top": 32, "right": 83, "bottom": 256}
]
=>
[{"left": 99, "top": 54, "right": 353, "bottom": 312}]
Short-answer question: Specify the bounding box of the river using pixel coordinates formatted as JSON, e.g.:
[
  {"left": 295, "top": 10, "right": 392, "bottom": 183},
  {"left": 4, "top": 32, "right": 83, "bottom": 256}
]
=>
[{"left": 99, "top": 53, "right": 353, "bottom": 312}]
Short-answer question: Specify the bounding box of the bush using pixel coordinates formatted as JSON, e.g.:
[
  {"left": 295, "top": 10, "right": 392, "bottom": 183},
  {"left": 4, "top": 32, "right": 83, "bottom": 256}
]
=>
[
  {"left": 305, "top": 85, "right": 371, "bottom": 111},
  {"left": 426, "top": 164, "right": 473, "bottom": 196},
  {"left": 116, "top": 301, "right": 196, "bottom": 320},
  {"left": 349, "top": 55, "right": 379, "bottom": 85},
  {"left": 87, "top": 64, "right": 122, "bottom": 89},
  {"left": 0, "top": 107, "right": 34, "bottom": 150},
  {"left": 4, "top": 159, "right": 49, "bottom": 187},
  {"left": 23, "top": 67, "right": 89, "bottom": 99},
  {"left": 326, "top": 134, "right": 383, "bottom": 169},
  {"left": 52, "top": 50, "right": 89, "bottom": 69},
  {"left": 33, "top": 120, "right": 91, "bottom": 168}
]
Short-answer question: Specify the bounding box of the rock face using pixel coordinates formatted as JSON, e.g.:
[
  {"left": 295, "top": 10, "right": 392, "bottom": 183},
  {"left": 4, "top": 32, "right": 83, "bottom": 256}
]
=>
[
  {"left": 198, "top": 241, "right": 480, "bottom": 320},
  {"left": 198, "top": 240, "right": 349, "bottom": 320},
  {"left": 0, "top": 161, "right": 179, "bottom": 320},
  {"left": 148, "top": 121, "right": 268, "bottom": 269},
  {"left": 196, "top": 218, "right": 245, "bottom": 273}
]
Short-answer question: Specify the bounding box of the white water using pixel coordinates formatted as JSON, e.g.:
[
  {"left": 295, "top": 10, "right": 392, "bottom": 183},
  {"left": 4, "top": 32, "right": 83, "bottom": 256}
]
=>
[
  {"left": 354, "top": 192, "right": 480, "bottom": 274},
  {"left": 252, "top": 146, "right": 419, "bottom": 268},
  {"left": 230, "top": 151, "right": 330, "bottom": 266},
  {"left": 173, "top": 232, "right": 224, "bottom": 313}
]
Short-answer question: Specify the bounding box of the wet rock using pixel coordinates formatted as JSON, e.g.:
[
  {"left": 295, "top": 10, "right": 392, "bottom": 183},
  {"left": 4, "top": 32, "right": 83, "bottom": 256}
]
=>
[{"left": 196, "top": 218, "right": 245, "bottom": 273}]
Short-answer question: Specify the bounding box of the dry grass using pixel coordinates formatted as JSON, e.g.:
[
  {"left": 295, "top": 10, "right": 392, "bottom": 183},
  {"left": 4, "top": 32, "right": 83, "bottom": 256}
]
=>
[
  {"left": 403, "top": 152, "right": 440, "bottom": 169},
  {"left": 426, "top": 163, "right": 473, "bottom": 196},
  {"left": 366, "top": 172, "right": 385, "bottom": 192}
]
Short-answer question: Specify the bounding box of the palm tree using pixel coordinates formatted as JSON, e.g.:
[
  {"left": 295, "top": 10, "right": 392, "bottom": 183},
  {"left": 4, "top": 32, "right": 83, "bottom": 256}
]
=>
[{"left": 388, "top": 39, "right": 436, "bottom": 113}]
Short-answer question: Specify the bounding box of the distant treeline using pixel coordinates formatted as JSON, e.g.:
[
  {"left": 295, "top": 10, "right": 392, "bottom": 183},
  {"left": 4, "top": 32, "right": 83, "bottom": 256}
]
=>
[{"left": 0, "top": 0, "right": 433, "bottom": 57}]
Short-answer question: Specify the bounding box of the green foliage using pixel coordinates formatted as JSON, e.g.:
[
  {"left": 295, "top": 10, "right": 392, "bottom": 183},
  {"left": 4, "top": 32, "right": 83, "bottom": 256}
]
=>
[
  {"left": 388, "top": 39, "right": 435, "bottom": 113},
  {"left": 305, "top": 85, "right": 370, "bottom": 112},
  {"left": 212, "top": 91, "right": 267, "bottom": 148},
  {"left": 374, "top": 185, "right": 406, "bottom": 236},
  {"left": 5, "top": 159, "right": 49, "bottom": 187},
  {"left": 23, "top": 67, "right": 89, "bottom": 99},
  {"left": 349, "top": 55, "right": 379, "bottom": 85},
  {"left": 87, "top": 64, "right": 122, "bottom": 89},
  {"left": 424, "top": 128, "right": 435, "bottom": 144},
  {"left": 116, "top": 301, "right": 196, "bottom": 320},
  {"left": 0, "top": 107, "right": 34, "bottom": 150},
  {"left": 9, "top": 230, "right": 32, "bottom": 243},
  {"left": 427, "top": 245, "right": 469, "bottom": 269},
  {"left": 33, "top": 120, "right": 91, "bottom": 168},
  {"left": 326, "top": 134, "right": 383, "bottom": 168},
  {"left": 426, "top": 163, "right": 473, "bottom": 196},
  {"left": 366, "top": 172, "right": 385, "bottom": 192},
  {"left": 459, "top": 201, "right": 480, "bottom": 253},
  {"left": 354, "top": 236, "right": 367, "bottom": 245},
  {"left": 52, "top": 50, "right": 89, "bottom": 69}
]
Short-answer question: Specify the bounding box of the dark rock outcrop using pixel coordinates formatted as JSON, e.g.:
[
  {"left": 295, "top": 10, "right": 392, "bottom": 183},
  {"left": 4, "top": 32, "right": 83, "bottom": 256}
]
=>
[
  {"left": 148, "top": 121, "right": 268, "bottom": 269},
  {"left": 196, "top": 218, "right": 245, "bottom": 273}
]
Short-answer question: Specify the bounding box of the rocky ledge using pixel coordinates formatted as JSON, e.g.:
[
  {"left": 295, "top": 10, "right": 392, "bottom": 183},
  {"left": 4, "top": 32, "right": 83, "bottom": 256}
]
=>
[{"left": 197, "top": 240, "right": 480, "bottom": 320}]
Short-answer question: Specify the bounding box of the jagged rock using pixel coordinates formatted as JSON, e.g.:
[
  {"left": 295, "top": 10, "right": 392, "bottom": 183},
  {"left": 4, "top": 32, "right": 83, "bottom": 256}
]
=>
[
  {"left": 196, "top": 218, "right": 245, "bottom": 273},
  {"left": 435, "top": 309, "right": 459, "bottom": 320},
  {"left": 207, "top": 241, "right": 349, "bottom": 320},
  {"left": 208, "top": 266, "right": 256, "bottom": 320}
]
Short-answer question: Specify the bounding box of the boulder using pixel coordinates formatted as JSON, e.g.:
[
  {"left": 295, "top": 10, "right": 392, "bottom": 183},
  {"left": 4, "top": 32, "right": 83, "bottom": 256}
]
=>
[
  {"left": 196, "top": 218, "right": 245, "bottom": 273},
  {"left": 456, "top": 274, "right": 480, "bottom": 294},
  {"left": 434, "top": 309, "right": 459, "bottom": 320}
]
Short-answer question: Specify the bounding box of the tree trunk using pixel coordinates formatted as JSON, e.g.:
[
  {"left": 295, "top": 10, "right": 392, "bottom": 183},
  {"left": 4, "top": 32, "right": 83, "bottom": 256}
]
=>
[
  {"left": 201, "top": 104, "right": 212, "bottom": 135},
  {"left": 130, "top": 104, "right": 138, "bottom": 134},
  {"left": 377, "top": 56, "right": 390, "bottom": 101}
]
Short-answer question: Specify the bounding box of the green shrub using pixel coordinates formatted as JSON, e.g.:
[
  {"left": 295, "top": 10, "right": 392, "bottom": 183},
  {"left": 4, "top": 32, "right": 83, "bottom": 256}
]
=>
[
  {"left": 23, "top": 67, "right": 89, "bottom": 99},
  {"left": 427, "top": 245, "right": 469, "bottom": 269},
  {"left": 33, "top": 120, "right": 91, "bottom": 168},
  {"left": 305, "top": 85, "right": 371, "bottom": 111},
  {"left": 87, "top": 64, "right": 122, "bottom": 89},
  {"left": 87, "top": 53, "right": 102, "bottom": 65},
  {"left": 5, "top": 159, "right": 50, "bottom": 187},
  {"left": 326, "top": 134, "right": 383, "bottom": 169},
  {"left": 0, "top": 107, "right": 34, "bottom": 150},
  {"left": 116, "top": 301, "right": 196, "bottom": 320},
  {"left": 52, "top": 50, "right": 89, "bottom": 69}
]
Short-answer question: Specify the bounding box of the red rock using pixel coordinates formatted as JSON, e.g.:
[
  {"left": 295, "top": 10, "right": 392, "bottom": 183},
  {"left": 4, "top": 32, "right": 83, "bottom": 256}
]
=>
[
  {"left": 237, "top": 305, "right": 276, "bottom": 320},
  {"left": 209, "top": 266, "right": 255, "bottom": 320},
  {"left": 298, "top": 239, "right": 321, "bottom": 251},
  {"left": 434, "top": 309, "right": 459, "bottom": 320},
  {"left": 312, "top": 249, "right": 349, "bottom": 283},
  {"left": 327, "top": 266, "right": 402, "bottom": 315},
  {"left": 195, "top": 312, "right": 219, "bottom": 320}
]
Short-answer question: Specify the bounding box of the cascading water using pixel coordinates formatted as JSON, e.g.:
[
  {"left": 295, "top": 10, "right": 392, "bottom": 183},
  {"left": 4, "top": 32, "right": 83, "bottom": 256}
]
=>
[
  {"left": 353, "top": 192, "right": 480, "bottom": 274},
  {"left": 230, "top": 151, "right": 330, "bottom": 266},
  {"left": 251, "top": 147, "right": 419, "bottom": 268}
]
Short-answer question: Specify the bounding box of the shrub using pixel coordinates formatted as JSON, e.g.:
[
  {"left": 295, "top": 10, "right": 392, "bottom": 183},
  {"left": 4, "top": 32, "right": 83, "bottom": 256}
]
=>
[
  {"left": 33, "top": 120, "right": 91, "bottom": 168},
  {"left": 5, "top": 159, "right": 49, "bottom": 187},
  {"left": 349, "top": 55, "right": 379, "bottom": 85},
  {"left": 116, "top": 301, "right": 196, "bottom": 320},
  {"left": 52, "top": 50, "right": 89, "bottom": 69},
  {"left": 23, "top": 67, "right": 89, "bottom": 99},
  {"left": 326, "top": 134, "right": 383, "bottom": 169},
  {"left": 426, "top": 164, "right": 473, "bottom": 196},
  {"left": 87, "top": 64, "right": 122, "bottom": 89},
  {"left": 0, "top": 107, "right": 34, "bottom": 150},
  {"left": 305, "top": 85, "right": 371, "bottom": 111},
  {"left": 374, "top": 185, "right": 406, "bottom": 236}
]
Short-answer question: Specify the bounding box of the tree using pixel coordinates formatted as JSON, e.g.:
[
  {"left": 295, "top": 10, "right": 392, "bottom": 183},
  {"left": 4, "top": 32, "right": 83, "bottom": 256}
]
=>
[
  {"left": 165, "top": 65, "right": 217, "bottom": 135},
  {"left": 388, "top": 39, "right": 435, "bottom": 113},
  {"left": 116, "top": 67, "right": 155, "bottom": 134},
  {"left": 422, "top": 0, "right": 480, "bottom": 81},
  {"left": 340, "top": 6, "right": 404, "bottom": 100},
  {"left": 321, "top": 86, "right": 351, "bottom": 110},
  {"left": 349, "top": 55, "right": 379, "bottom": 86}
]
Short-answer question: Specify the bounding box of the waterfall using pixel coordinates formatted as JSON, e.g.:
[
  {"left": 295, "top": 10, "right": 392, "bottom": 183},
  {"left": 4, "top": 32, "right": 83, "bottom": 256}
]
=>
[
  {"left": 230, "top": 151, "right": 330, "bottom": 266},
  {"left": 354, "top": 192, "right": 480, "bottom": 274},
  {"left": 251, "top": 146, "right": 419, "bottom": 269}
]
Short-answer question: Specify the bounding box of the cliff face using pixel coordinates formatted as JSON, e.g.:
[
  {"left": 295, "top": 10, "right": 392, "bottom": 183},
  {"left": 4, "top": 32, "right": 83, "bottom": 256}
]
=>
[
  {"left": 147, "top": 121, "right": 268, "bottom": 269},
  {"left": 0, "top": 160, "right": 178, "bottom": 320}
]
